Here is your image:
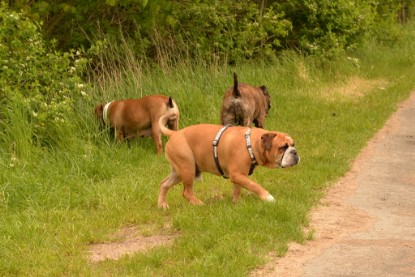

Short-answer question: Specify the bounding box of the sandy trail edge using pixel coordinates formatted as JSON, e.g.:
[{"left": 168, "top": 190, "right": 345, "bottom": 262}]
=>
[{"left": 252, "top": 91, "right": 415, "bottom": 276}]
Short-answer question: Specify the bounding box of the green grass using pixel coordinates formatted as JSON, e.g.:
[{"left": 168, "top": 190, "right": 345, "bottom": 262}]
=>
[{"left": 1, "top": 26, "right": 415, "bottom": 276}]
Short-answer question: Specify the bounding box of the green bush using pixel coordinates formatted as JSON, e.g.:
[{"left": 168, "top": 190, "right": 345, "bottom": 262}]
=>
[
  {"left": 84, "top": 1, "right": 293, "bottom": 66},
  {"left": 8, "top": 1, "right": 408, "bottom": 64},
  {"left": 163, "top": 1, "right": 292, "bottom": 63},
  {"left": 371, "top": 0, "right": 405, "bottom": 45},
  {"left": 0, "top": 3, "right": 90, "bottom": 149},
  {"left": 272, "top": 0, "right": 376, "bottom": 58}
]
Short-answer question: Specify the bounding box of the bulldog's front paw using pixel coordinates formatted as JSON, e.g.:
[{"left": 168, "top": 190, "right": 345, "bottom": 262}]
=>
[
  {"left": 158, "top": 201, "right": 169, "bottom": 209},
  {"left": 265, "top": 194, "right": 275, "bottom": 202}
]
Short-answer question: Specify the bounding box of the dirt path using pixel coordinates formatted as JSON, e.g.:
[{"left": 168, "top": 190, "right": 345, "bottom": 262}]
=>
[{"left": 253, "top": 91, "right": 415, "bottom": 276}]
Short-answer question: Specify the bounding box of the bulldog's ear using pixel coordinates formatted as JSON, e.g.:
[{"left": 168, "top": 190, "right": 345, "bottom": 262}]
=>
[
  {"left": 261, "top": 133, "right": 277, "bottom": 150},
  {"left": 260, "top": 85, "right": 268, "bottom": 95}
]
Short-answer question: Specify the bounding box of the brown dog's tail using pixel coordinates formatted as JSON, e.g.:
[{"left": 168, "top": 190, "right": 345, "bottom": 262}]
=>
[
  {"left": 159, "top": 97, "right": 179, "bottom": 137},
  {"left": 159, "top": 111, "right": 177, "bottom": 137},
  {"left": 232, "top": 72, "right": 241, "bottom": 98}
]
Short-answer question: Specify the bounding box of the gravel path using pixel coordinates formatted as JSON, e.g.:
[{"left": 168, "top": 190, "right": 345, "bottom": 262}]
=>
[{"left": 253, "top": 91, "right": 415, "bottom": 276}]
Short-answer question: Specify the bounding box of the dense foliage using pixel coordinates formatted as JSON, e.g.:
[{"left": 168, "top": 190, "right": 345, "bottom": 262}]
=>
[
  {"left": 7, "top": 0, "right": 414, "bottom": 63},
  {"left": 0, "top": 3, "right": 89, "bottom": 149},
  {"left": 0, "top": 0, "right": 414, "bottom": 151}
]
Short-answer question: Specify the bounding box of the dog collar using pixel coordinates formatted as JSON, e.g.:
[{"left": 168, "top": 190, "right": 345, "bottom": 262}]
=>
[
  {"left": 245, "top": 128, "right": 257, "bottom": 175},
  {"left": 102, "top": 102, "right": 112, "bottom": 125},
  {"left": 213, "top": 125, "right": 231, "bottom": 178}
]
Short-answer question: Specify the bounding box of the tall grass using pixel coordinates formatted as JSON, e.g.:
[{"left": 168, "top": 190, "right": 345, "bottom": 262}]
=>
[{"left": 1, "top": 24, "right": 415, "bottom": 276}]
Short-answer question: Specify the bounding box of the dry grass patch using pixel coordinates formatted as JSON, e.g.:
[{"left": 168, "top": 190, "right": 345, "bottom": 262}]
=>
[
  {"left": 317, "top": 77, "right": 389, "bottom": 101},
  {"left": 88, "top": 225, "right": 178, "bottom": 262}
]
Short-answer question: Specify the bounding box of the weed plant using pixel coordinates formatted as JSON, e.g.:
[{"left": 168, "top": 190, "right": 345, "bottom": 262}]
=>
[{"left": 1, "top": 25, "right": 415, "bottom": 276}]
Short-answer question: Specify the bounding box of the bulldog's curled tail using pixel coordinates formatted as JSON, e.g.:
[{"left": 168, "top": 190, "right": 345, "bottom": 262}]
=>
[
  {"left": 159, "top": 111, "right": 177, "bottom": 137},
  {"left": 159, "top": 97, "right": 179, "bottom": 137},
  {"left": 232, "top": 72, "right": 241, "bottom": 98}
]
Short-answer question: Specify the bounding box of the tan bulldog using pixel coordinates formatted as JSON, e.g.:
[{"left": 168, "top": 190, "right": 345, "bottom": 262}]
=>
[
  {"left": 157, "top": 113, "right": 299, "bottom": 208},
  {"left": 220, "top": 73, "right": 271, "bottom": 128},
  {"left": 95, "top": 95, "right": 179, "bottom": 154}
]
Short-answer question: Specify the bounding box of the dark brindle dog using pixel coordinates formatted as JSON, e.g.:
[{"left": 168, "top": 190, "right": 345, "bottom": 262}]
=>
[{"left": 220, "top": 73, "right": 271, "bottom": 128}]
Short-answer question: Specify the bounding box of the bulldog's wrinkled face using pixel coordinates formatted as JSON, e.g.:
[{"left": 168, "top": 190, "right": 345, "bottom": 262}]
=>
[
  {"left": 280, "top": 145, "right": 299, "bottom": 168},
  {"left": 261, "top": 132, "right": 300, "bottom": 168}
]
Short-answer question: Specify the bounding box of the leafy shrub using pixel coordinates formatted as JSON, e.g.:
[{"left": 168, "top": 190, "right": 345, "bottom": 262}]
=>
[
  {"left": 371, "top": 0, "right": 405, "bottom": 45},
  {"left": 0, "top": 3, "right": 90, "bottom": 148},
  {"left": 163, "top": 1, "right": 292, "bottom": 63},
  {"left": 9, "top": 1, "right": 293, "bottom": 65},
  {"left": 8, "top": 0, "right": 408, "bottom": 65},
  {"left": 272, "top": 0, "right": 376, "bottom": 58}
]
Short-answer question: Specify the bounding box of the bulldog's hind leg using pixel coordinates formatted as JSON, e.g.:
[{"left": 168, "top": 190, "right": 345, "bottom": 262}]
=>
[
  {"left": 116, "top": 127, "right": 125, "bottom": 142},
  {"left": 232, "top": 184, "right": 242, "bottom": 203},
  {"left": 158, "top": 168, "right": 181, "bottom": 209},
  {"left": 181, "top": 168, "right": 204, "bottom": 206},
  {"left": 151, "top": 126, "right": 163, "bottom": 154}
]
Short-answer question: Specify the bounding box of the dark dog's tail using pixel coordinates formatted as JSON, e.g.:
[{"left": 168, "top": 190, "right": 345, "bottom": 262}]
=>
[{"left": 232, "top": 72, "right": 241, "bottom": 98}]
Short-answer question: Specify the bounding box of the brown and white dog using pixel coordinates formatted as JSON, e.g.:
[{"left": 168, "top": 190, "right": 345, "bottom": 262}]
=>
[
  {"left": 220, "top": 73, "right": 271, "bottom": 128},
  {"left": 94, "top": 95, "right": 179, "bottom": 154},
  {"left": 157, "top": 112, "right": 299, "bottom": 208}
]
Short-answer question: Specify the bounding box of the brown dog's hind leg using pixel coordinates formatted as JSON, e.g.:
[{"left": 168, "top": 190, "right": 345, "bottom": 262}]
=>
[
  {"left": 116, "top": 127, "right": 124, "bottom": 142},
  {"left": 232, "top": 184, "right": 242, "bottom": 203},
  {"left": 151, "top": 124, "right": 163, "bottom": 154},
  {"left": 158, "top": 169, "right": 181, "bottom": 209},
  {"left": 181, "top": 169, "right": 204, "bottom": 206},
  {"left": 153, "top": 134, "right": 163, "bottom": 155}
]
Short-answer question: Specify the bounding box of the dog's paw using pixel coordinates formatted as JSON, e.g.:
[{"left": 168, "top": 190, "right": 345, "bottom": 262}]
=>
[
  {"left": 158, "top": 202, "right": 170, "bottom": 209},
  {"left": 265, "top": 194, "right": 275, "bottom": 203},
  {"left": 189, "top": 199, "right": 204, "bottom": 206}
]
